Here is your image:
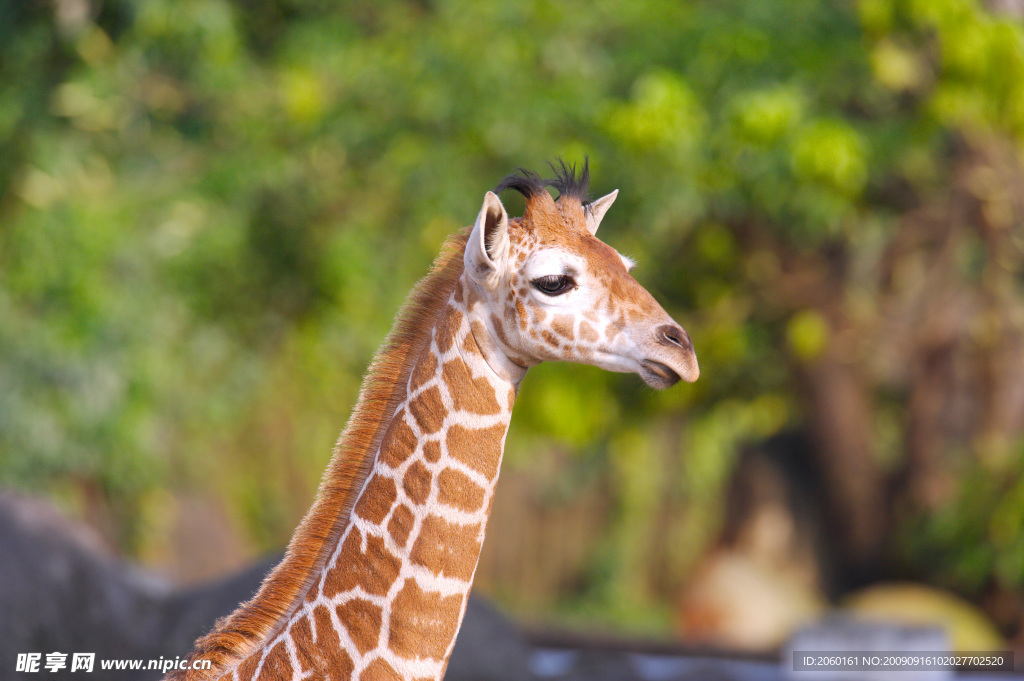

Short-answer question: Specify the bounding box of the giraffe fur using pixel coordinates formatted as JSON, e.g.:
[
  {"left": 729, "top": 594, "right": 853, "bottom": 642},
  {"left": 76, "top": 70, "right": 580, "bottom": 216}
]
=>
[{"left": 169, "top": 162, "right": 698, "bottom": 681}]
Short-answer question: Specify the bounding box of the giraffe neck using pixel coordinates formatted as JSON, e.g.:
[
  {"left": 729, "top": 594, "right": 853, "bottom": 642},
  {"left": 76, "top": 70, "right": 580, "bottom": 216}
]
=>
[{"left": 230, "top": 279, "right": 520, "bottom": 681}]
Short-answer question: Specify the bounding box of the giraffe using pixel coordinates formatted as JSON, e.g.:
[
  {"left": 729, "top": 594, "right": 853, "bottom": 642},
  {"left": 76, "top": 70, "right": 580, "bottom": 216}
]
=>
[{"left": 169, "top": 161, "right": 698, "bottom": 681}]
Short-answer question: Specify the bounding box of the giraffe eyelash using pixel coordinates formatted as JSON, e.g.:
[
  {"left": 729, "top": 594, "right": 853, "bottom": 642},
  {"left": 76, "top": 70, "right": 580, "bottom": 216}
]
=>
[{"left": 531, "top": 275, "right": 576, "bottom": 296}]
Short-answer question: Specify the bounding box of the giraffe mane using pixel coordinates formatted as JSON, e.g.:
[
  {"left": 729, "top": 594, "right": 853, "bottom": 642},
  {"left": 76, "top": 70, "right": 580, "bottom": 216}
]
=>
[{"left": 173, "top": 229, "right": 471, "bottom": 681}]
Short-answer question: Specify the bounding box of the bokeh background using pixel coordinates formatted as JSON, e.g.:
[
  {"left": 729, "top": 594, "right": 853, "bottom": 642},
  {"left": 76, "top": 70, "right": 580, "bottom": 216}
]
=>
[{"left": 3, "top": 0, "right": 1024, "bottom": 654}]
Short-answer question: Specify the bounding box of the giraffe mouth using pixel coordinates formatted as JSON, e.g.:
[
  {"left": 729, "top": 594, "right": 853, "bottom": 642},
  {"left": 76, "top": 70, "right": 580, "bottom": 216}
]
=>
[{"left": 640, "top": 359, "right": 682, "bottom": 389}]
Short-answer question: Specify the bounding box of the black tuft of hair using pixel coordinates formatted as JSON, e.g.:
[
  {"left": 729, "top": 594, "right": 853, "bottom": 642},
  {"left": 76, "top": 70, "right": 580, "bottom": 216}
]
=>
[
  {"left": 546, "top": 157, "right": 590, "bottom": 204},
  {"left": 494, "top": 168, "right": 548, "bottom": 200}
]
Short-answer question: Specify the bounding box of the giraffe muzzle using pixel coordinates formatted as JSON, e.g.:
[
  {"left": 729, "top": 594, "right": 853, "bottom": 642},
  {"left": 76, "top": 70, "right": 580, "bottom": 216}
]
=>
[{"left": 639, "top": 324, "right": 699, "bottom": 388}]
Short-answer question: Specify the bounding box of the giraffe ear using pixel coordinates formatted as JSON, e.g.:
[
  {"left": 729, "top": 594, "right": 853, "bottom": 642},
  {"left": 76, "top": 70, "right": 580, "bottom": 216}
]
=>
[
  {"left": 465, "top": 191, "right": 509, "bottom": 289},
  {"left": 585, "top": 189, "right": 618, "bottom": 235}
]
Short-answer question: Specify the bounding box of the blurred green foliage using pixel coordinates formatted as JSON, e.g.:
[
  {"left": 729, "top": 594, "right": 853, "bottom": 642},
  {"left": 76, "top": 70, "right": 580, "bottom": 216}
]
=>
[
  {"left": 905, "top": 452, "right": 1024, "bottom": 593},
  {"left": 2, "top": 0, "right": 1024, "bottom": 631}
]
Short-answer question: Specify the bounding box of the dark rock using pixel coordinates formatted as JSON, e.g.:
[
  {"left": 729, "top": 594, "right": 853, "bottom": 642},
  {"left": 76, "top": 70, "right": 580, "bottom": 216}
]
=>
[{"left": 448, "top": 595, "right": 536, "bottom": 681}]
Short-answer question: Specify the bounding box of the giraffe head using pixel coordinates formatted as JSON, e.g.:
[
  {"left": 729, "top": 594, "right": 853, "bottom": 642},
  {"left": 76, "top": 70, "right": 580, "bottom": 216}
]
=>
[{"left": 464, "top": 162, "right": 698, "bottom": 388}]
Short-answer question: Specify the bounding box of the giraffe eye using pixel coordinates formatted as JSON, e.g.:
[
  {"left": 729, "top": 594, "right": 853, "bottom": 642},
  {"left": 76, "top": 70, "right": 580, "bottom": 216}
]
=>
[{"left": 531, "top": 274, "right": 576, "bottom": 296}]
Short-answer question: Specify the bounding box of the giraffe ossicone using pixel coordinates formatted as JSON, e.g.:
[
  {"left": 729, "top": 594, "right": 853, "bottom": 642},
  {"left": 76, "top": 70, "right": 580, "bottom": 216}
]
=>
[{"left": 169, "top": 161, "right": 698, "bottom": 681}]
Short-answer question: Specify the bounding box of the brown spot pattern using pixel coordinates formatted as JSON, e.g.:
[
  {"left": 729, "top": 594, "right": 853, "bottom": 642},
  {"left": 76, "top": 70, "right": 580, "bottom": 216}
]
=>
[
  {"left": 423, "top": 440, "right": 441, "bottom": 462},
  {"left": 256, "top": 641, "right": 290, "bottom": 680},
  {"left": 442, "top": 359, "right": 500, "bottom": 415},
  {"left": 291, "top": 616, "right": 317, "bottom": 675},
  {"left": 403, "top": 460, "right": 432, "bottom": 506},
  {"left": 410, "top": 515, "right": 482, "bottom": 581},
  {"left": 410, "top": 348, "right": 437, "bottom": 389},
  {"left": 552, "top": 314, "right": 575, "bottom": 340},
  {"left": 337, "top": 598, "right": 382, "bottom": 655},
  {"left": 323, "top": 530, "right": 401, "bottom": 598},
  {"left": 467, "top": 320, "right": 489, "bottom": 353},
  {"left": 355, "top": 474, "right": 397, "bottom": 525},
  {"left": 490, "top": 314, "right": 509, "bottom": 346},
  {"left": 291, "top": 606, "right": 354, "bottom": 679},
  {"left": 388, "top": 504, "right": 415, "bottom": 548},
  {"left": 434, "top": 307, "right": 462, "bottom": 354},
  {"left": 437, "top": 468, "right": 486, "bottom": 512},
  {"left": 388, "top": 579, "right": 464, "bottom": 660},
  {"left": 579, "top": 321, "right": 599, "bottom": 343},
  {"left": 446, "top": 423, "right": 506, "bottom": 480},
  {"left": 235, "top": 651, "right": 259, "bottom": 680},
  {"left": 408, "top": 385, "right": 446, "bottom": 434},
  {"left": 461, "top": 329, "right": 477, "bottom": 356},
  {"left": 379, "top": 411, "right": 417, "bottom": 468},
  {"left": 360, "top": 657, "right": 402, "bottom": 681}
]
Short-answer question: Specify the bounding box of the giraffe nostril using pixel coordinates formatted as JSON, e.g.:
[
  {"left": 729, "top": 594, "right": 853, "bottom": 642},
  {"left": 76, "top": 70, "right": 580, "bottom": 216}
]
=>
[{"left": 658, "top": 324, "right": 692, "bottom": 351}]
